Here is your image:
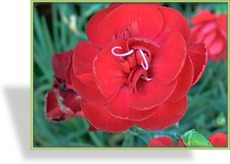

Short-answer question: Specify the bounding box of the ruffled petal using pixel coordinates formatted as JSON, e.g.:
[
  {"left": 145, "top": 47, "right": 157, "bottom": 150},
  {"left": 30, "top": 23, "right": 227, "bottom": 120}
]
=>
[
  {"left": 134, "top": 97, "right": 187, "bottom": 130},
  {"left": 191, "top": 10, "right": 217, "bottom": 24},
  {"left": 105, "top": 86, "right": 158, "bottom": 121},
  {"left": 72, "top": 41, "right": 99, "bottom": 76},
  {"left": 208, "top": 133, "right": 227, "bottom": 147},
  {"left": 154, "top": 7, "right": 190, "bottom": 46},
  {"left": 152, "top": 32, "right": 187, "bottom": 84},
  {"left": 93, "top": 39, "right": 128, "bottom": 97},
  {"left": 187, "top": 43, "right": 207, "bottom": 86},
  {"left": 128, "top": 76, "right": 177, "bottom": 110},
  {"left": 98, "top": 4, "right": 163, "bottom": 46},
  {"left": 81, "top": 99, "right": 133, "bottom": 133},
  {"left": 168, "top": 56, "right": 194, "bottom": 102},
  {"left": 86, "top": 5, "right": 118, "bottom": 49},
  {"left": 148, "top": 137, "right": 175, "bottom": 147},
  {"left": 52, "top": 50, "right": 73, "bottom": 80},
  {"left": 70, "top": 68, "right": 113, "bottom": 104}
]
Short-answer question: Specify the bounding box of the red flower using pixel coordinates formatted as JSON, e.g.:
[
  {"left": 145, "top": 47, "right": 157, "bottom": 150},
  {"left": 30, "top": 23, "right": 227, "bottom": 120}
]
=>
[
  {"left": 148, "top": 136, "right": 175, "bottom": 147},
  {"left": 148, "top": 133, "right": 228, "bottom": 147},
  {"left": 190, "top": 10, "right": 227, "bottom": 61},
  {"left": 208, "top": 133, "right": 228, "bottom": 147},
  {"left": 66, "top": 3, "right": 207, "bottom": 133},
  {"left": 45, "top": 50, "right": 84, "bottom": 122}
]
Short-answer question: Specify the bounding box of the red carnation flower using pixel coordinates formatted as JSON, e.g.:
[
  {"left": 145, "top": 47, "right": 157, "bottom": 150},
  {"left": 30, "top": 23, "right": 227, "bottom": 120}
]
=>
[
  {"left": 65, "top": 3, "right": 207, "bottom": 133},
  {"left": 190, "top": 10, "right": 227, "bottom": 61},
  {"left": 45, "top": 50, "right": 84, "bottom": 122},
  {"left": 148, "top": 133, "right": 228, "bottom": 147}
]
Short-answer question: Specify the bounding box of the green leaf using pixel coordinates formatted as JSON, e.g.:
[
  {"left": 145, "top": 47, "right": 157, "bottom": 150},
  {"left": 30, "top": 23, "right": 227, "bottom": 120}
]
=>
[
  {"left": 181, "top": 129, "right": 213, "bottom": 147},
  {"left": 122, "top": 130, "right": 134, "bottom": 147}
]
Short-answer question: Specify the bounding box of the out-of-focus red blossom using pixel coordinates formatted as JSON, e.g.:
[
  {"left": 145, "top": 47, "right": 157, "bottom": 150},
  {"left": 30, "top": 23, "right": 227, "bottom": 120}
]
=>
[
  {"left": 190, "top": 10, "right": 227, "bottom": 61},
  {"left": 148, "top": 136, "right": 175, "bottom": 147},
  {"left": 63, "top": 3, "right": 208, "bottom": 133},
  {"left": 148, "top": 133, "right": 228, "bottom": 147},
  {"left": 208, "top": 133, "right": 228, "bottom": 147},
  {"left": 45, "top": 50, "right": 84, "bottom": 122}
]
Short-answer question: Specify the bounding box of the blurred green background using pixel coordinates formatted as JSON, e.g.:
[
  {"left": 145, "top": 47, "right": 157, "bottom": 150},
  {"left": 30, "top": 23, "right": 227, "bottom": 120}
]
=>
[{"left": 33, "top": 2, "right": 227, "bottom": 147}]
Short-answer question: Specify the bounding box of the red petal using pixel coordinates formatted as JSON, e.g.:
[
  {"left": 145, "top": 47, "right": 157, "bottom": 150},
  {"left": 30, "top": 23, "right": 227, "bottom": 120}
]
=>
[
  {"left": 109, "top": 3, "right": 161, "bottom": 8},
  {"left": 65, "top": 55, "right": 76, "bottom": 91},
  {"left": 154, "top": 7, "right": 190, "bottom": 46},
  {"left": 59, "top": 90, "right": 82, "bottom": 115},
  {"left": 105, "top": 86, "right": 158, "bottom": 121},
  {"left": 134, "top": 97, "right": 187, "bottom": 130},
  {"left": 208, "top": 133, "right": 227, "bottom": 147},
  {"left": 81, "top": 99, "right": 133, "bottom": 133},
  {"left": 190, "top": 24, "right": 202, "bottom": 43},
  {"left": 217, "top": 14, "right": 227, "bottom": 37},
  {"left": 202, "top": 30, "right": 217, "bottom": 48},
  {"left": 99, "top": 4, "right": 163, "bottom": 46},
  {"left": 198, "top": 22, "right": 216, "bottom": 36},
  {"left": 177, "top": 140, "right": 185, "bottom": 147},
  {"left": 93, "top": 39, "right": 128, "bottom": 97},
  {"left": 128, "top": 76, "right": 177, "bottom": 110},
  {"left": 187, "top": 43, "right": 207, "bottom": 86},
  {"left": 70, "top": 68, "right": 113, "bottom": 104},
  {"left": 168, "top": 56, "right": 194, "bottom": 102},
  {"left": 72, "top": 41, "right": 99, "bottom": 76},
  {"left": 191, "top": 10, "right": 217, "bottom": 24},
  {"left": 52, "top": 50, "right": 73, "bottom": 80},
  {"left": 148, "top": 137, "right": 175, "bottom": 147},
  {"left": 86, "top": 5, "right": 118, "bottom": 48},
  {"left": 152, "top": 33, "right": 187, "bottom": 84},
  {"left": 46, "top": 90, "right": 63, "bottom": 119},
  {"left": 208, "top": 34, "right": 226, "bottom": 57},
  {"left": 76, "top": 73, "right": 95, "bottom": 86},
  {"left": 45, "top": 89, "right": 81, "bottom": 122}
]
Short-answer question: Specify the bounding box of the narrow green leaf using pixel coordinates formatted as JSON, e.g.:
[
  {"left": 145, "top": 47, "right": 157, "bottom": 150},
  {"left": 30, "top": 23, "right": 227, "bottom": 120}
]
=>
[{"left": 41, "top": 16, "right": 54, "bottom": 59}]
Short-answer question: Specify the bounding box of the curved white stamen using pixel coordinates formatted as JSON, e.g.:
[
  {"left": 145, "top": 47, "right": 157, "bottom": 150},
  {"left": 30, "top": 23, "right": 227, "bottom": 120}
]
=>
[
  {"left": 139, "top": 49, "right": 149, "bottom": 70},
  {"left": 141, "top": 76, "right": 152, "bottom": 81},
  {"left": 111, "top": 46, "right": 134, "bottom": 57}
]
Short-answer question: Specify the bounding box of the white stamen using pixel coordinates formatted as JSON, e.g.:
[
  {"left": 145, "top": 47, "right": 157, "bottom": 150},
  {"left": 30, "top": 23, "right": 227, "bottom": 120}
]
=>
[
  {"left": 111, "top": 46, "right": 134, "bottom": 57},
  {"left": 139, "top": 49, "right": 149, "bottom": 70},
  {"left": 141, "top": 76, "right": 152, "bottom": 81}
]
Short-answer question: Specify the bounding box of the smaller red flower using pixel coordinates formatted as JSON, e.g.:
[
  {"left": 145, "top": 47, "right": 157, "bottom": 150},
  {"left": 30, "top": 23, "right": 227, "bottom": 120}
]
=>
[
  {"left": 45, "top": 50, "right": 84, "bottom": 122},
  {"left": 148, "top": 136, "right": 175, "bottom": 147},
  {"left": 208, "top": 133, "right": 228, "bottom": 147},
  {"left": 190, "top": 10, "right": 227, "bottom": 61},
  {"left": 148, "top": 133, "right": 228, "bottom": 147}
]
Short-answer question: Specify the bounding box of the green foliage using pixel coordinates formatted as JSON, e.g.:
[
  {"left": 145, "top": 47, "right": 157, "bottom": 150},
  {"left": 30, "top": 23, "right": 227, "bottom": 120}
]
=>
[
  {"left": 181, "top": 129, "right": 213, "bottom": 147},
  {"left": 33, "top": 3, "right": 227, "bottom": 148}
]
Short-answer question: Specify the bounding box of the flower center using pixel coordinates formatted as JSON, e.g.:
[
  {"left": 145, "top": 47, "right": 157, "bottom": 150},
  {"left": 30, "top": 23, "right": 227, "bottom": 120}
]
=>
[
  {"left": 111, "top": 46, "right": 150, "bottom": 72},
  {"left": 111, "top": 46, "right": 152, "bottom": 89}
]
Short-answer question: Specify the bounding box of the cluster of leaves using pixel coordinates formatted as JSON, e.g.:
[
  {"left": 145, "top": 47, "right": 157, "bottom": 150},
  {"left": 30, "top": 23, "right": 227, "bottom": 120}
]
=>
[{"left": 33, "top": 3, "right": 227, "bottom": 147}]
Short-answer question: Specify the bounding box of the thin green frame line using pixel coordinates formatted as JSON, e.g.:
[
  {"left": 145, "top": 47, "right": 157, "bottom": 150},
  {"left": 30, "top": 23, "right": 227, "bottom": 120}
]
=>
[{"left": 31, "top": 0, "right": 229, "bottom": 150}]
